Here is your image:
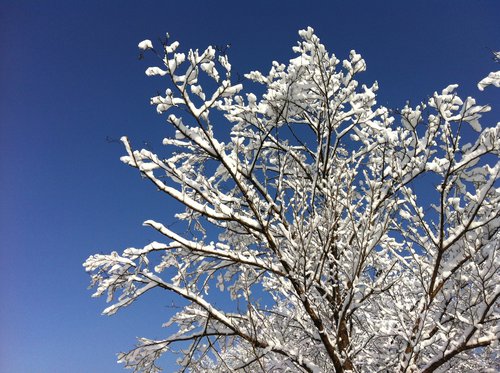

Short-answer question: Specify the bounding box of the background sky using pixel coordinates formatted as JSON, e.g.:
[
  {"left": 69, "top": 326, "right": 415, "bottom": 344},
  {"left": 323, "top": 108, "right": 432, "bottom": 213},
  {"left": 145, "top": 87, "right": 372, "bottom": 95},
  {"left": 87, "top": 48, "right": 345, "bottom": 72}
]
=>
[{"left": 1, "top": 1, "right": 499, "bottom": 372}]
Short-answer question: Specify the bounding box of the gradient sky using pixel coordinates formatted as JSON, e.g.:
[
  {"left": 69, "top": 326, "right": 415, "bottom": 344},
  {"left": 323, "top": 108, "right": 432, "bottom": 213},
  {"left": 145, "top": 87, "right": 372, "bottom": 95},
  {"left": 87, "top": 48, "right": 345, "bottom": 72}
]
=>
[{"left": 1, "top": 1, "right": 499, "bottom": 372}]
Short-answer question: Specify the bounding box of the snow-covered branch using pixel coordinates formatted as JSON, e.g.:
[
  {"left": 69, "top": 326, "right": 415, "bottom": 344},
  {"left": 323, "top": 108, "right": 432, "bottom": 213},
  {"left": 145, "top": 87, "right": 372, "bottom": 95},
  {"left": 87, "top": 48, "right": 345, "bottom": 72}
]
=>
[{"left": 86, "top": 28, "right": 500, "bottom": 372}]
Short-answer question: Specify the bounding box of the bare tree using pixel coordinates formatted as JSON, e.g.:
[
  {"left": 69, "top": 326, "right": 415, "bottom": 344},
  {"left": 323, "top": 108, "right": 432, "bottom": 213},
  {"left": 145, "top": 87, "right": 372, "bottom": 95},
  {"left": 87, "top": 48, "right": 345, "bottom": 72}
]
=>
[{"left": 85, "top": 29, "right": 500, "bottom": 372}]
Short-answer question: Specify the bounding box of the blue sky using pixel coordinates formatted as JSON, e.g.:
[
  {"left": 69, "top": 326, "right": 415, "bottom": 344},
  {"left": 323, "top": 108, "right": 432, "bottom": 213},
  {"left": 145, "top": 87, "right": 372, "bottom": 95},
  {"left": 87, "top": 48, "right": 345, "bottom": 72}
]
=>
[{"left": 1, "top": 1, "right": 499, "bottom": 372}]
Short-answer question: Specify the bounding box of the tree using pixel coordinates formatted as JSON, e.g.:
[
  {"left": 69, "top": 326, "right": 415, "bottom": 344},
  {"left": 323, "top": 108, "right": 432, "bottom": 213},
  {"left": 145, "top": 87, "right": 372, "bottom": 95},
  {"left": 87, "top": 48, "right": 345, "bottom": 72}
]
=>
[{"left": 84, "top": 28, "right": 500, "bottom": 372}]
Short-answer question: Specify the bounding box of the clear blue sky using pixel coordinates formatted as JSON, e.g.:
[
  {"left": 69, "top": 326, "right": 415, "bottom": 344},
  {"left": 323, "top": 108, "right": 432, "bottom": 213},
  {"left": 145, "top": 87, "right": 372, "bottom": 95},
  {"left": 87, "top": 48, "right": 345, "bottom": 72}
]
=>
[{"left": 1, "top": 1, "right": 499, "bottom": 372}]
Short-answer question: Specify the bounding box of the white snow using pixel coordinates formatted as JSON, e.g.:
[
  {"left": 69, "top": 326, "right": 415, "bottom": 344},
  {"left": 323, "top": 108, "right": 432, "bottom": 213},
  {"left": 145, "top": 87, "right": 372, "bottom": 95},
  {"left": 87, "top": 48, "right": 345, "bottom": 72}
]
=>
[{"left": 138, "top": 39, "right": 153, "bottom": 50}]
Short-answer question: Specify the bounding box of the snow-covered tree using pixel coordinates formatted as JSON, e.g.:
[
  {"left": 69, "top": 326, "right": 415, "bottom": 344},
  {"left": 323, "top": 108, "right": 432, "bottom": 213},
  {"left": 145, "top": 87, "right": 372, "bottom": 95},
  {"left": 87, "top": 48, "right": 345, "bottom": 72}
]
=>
[{"left": 84, "top": 28, "right": 500, "bottom": 372}]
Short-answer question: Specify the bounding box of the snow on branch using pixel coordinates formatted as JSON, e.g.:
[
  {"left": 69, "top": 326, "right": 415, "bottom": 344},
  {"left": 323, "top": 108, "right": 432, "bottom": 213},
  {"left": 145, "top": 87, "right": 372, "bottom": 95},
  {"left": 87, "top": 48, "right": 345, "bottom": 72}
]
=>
[
  {"left": 478, "top": 70, "right": 500, "bottom": 91},
  {"left": 85, "top": 28, "right": 500, "bottom": 372}
]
